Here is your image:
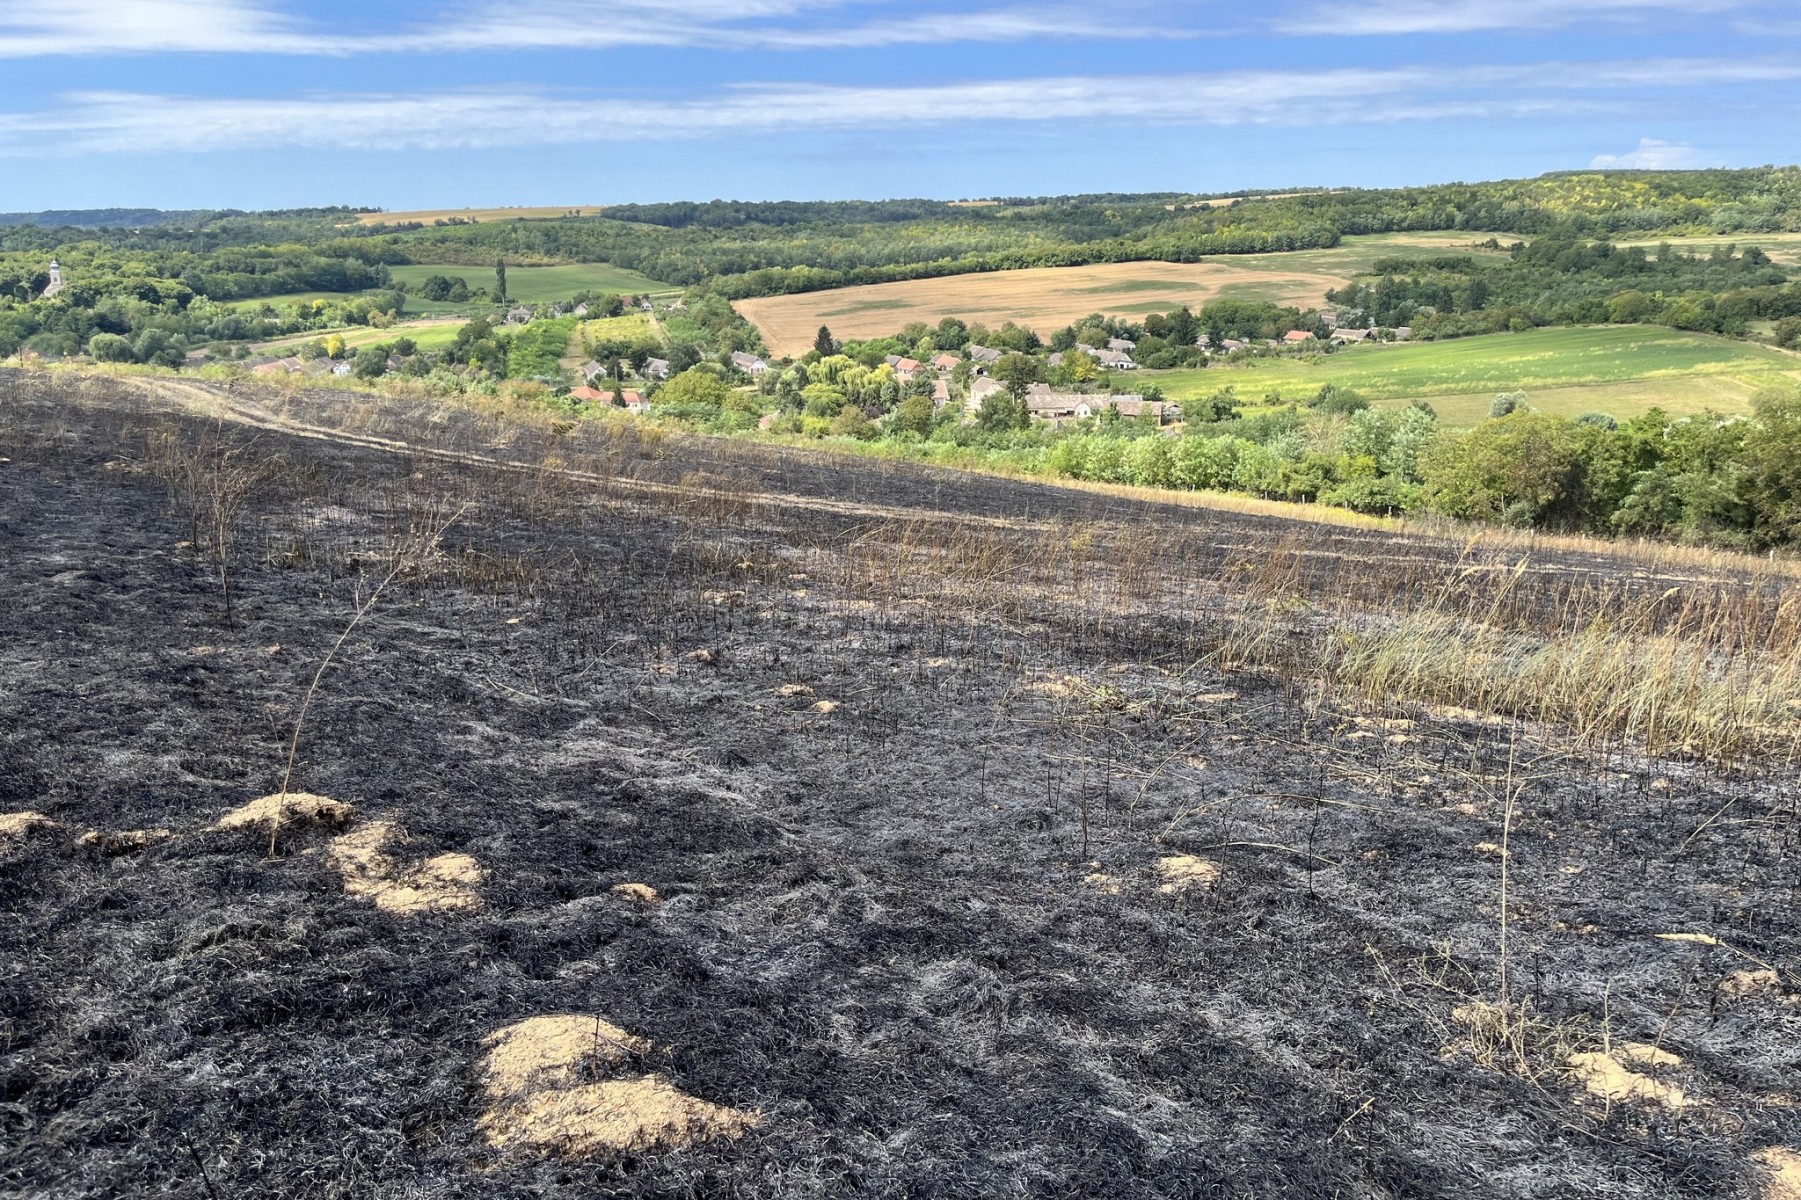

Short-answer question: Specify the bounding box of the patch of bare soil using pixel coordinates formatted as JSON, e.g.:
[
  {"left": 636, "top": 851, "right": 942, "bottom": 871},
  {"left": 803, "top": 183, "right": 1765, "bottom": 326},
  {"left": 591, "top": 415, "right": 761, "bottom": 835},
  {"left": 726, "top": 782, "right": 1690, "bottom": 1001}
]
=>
[{"left": 478, "top": 1016, "right": 759, "bottom": 1157}]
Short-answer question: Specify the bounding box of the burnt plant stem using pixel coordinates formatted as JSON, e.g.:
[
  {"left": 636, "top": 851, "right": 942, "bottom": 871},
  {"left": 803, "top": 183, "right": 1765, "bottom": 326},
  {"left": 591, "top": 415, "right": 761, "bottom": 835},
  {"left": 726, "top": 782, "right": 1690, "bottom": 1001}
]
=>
[{"left": 270, "top": 505, "right": 465, "bottom": 855}]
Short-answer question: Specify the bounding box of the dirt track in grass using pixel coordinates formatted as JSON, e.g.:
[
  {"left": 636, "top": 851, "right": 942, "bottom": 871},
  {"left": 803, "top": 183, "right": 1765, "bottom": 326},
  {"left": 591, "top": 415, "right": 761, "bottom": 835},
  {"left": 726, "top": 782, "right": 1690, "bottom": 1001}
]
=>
[{"left": 1, "top": 369, "right": 1798, "bottom": 1198}]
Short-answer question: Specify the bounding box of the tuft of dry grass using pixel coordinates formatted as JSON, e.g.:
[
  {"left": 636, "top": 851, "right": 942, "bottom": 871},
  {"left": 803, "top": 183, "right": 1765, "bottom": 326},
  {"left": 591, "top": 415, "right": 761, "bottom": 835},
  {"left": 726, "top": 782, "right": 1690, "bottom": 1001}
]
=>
[
  {"left": 1756, "top": 1148, "right": 1801, "bottom": 1200},
  {"left": 76, "top": 828, "right": 172, "bottom": 856},
  {"left": 478, "top": 1016, "right": 760, "bottom": 1158},
  {"left": 215, "top": 793, "right": 355, "bottom": 834},
  {"left": 327, "top": 820, "right": 486, "bottom": 916},
  {"left": 1567, "top": 1048, "right": 1691, "bottom": 1110},
  {"left": 0, "top": 811, "right": 56, "bottom": 849},
  {"left": 1155, "top": 855, "right": 1222, "bottom": 894}
]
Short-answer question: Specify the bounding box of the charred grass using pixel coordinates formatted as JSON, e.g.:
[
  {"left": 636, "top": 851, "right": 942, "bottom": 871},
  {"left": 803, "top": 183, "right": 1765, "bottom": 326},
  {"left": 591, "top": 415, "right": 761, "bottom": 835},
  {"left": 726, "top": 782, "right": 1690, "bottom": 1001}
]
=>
[{"left": 1, "top": 369, "right": 1798, "bottom": 1198}]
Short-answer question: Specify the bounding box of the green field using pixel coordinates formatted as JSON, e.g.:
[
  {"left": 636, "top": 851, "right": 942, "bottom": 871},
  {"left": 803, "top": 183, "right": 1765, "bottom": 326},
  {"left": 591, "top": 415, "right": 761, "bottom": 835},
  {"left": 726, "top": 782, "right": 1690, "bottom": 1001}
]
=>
[
  {"left": 254, "top": 318, "right": 466, "bottom": 355},
  {"left": 1615, "top": 230, "right": 1801, "bottom": 268},
  {"left": 1152, "top": 326, "right": 1801, "bottom": 426},
  {"left": 385, "top": 263, "right": 675, "bottom": 303},
  {"left": 579, "top": 313, "right": 658, "bottom": 342},
  {"left": 225, "top": 290, "right": 471, "bottom": 318}
]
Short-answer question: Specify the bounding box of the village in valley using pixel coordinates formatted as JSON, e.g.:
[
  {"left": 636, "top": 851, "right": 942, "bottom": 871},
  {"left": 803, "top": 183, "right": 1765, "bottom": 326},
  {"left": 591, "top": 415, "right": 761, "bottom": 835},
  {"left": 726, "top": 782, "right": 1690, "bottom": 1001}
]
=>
[{"left": 107, "top": 250, "right": 1421, "bottom": 435}]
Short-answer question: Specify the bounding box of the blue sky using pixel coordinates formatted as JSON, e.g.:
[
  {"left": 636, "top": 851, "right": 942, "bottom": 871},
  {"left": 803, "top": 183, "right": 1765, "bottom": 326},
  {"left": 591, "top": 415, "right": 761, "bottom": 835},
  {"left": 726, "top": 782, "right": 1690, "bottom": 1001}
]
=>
[{"left": 0, "top": 0, "right": 1797, "bottom": 211}]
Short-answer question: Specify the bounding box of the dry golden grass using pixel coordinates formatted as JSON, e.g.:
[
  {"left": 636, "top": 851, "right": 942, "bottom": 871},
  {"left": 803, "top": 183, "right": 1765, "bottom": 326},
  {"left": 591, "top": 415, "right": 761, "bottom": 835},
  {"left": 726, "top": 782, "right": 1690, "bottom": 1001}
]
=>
[
  {"left": 214, "top": 792, "right": 355, "bottom": 833},
  {"left": 0, "top": 811, "right": 55, "bottom": 848},
  {"left": 1155, "top": 856, "right": 1222, "bottom": 894},
  {"left": 1756, "top": 1147, "right": 1801, "bottom": 1200},
  {"left": 328, "top": 820, "right": 487, "bottom": 916},
  {"left": 1567, "top": 1047, "right": 1691, "bottom": 1109},
  {"left": 76, "top": 828, "right": 172, "bottom": 856},
  {"left": 478, "top": 1015, "right": 761, "bottom": 1158},
  {"left": 737, "top": 261, "right": 1353, "bottom": 356}
]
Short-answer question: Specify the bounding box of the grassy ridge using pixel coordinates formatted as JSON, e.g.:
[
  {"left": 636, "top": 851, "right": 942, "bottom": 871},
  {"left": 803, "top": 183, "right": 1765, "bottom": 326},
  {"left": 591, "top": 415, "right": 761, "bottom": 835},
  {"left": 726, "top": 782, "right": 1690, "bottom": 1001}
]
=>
[
  {"left": 1152, "top": 327, "right": 1801, "bottom": 425},
  {"left": 385, "top": 263, "right": 675, "bottom": 302}
]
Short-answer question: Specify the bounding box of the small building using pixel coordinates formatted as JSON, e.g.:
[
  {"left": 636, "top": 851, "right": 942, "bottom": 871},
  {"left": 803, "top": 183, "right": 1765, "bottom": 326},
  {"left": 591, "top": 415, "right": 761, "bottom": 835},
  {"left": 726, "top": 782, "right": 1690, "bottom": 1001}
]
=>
[
  {"left": 892, "top": 357, "right": 922, "bottom": 383},
  {"left": 505, "top": 306, "right": 534, "bottom": 325},
  {"left": 1026, "top": 389, "right": 1082, "bottom": 423},
  {"left": 251, "top": 356, "right": 302, "bottom": 376},
  {"left": 932, "top": 378, "right": 951, "bottom": 407},
  {"left": 1073, "top": 394, "right": 1169, "bottom": 423},
  {"left": 966, "top": 375, "right": 1005, "bottom": 415},
  {"left": 967, "top": 345, "right": 1003, "bottom": 366},
  {"left": 932, "top": 353, "right": 961, "bottom": 374},
  {"left": 582, "top": 360, "right": 607, "bottom": 382},
  {"left": 572, "top": 304, "right": 589, "bottom": 318},
  {"left": 644, "top": 357, "right": 671, "bottom": 380},
  {"left": 1106, "top": 337, "right": 1137, "bottom": 352},
  {"left": 730, "top": 350, "right": 769, "bottom": 376},
  {"left": 330, "top": 360, "right": 354, "bottom": 377},
  {"left": 1332, "top": 327, "right": 1373, "bottom": 344},
  {"left": 1392, "top": 327, "right": 1413, "bottom": 342},
  {"left": 1095, "top": 349, "right": 1138, "bottom": 370},
  {"left": 624, "top": 391, "right": 650, "bottom": 415},
  {"left": 1282, "top": 330, "right": 1317, "bottom": 345},
  {"left": 570, "top": 385, "right": 609, "bottom": 403}
]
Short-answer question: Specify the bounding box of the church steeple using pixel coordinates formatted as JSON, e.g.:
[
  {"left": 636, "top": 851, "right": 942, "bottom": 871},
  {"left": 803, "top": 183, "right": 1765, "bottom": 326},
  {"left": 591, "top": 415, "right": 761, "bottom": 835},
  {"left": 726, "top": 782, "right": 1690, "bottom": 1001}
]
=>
[{"left": 42, "top": 259, "right": 65, "bottom": 299}]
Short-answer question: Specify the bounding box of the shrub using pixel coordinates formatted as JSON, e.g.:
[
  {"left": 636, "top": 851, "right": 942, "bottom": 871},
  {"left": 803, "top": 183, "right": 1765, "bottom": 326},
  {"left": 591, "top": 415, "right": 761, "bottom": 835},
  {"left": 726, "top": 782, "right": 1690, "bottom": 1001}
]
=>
[{"left": 87, "top": 333, "right": 136, "bottom": 363}]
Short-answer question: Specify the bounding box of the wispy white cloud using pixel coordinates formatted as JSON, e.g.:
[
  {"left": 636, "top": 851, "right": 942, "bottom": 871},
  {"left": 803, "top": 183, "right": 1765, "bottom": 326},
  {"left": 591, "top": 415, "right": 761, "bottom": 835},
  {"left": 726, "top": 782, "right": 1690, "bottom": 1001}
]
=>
[
  {"left": 0, "top": 0, "right": 313, "bottom": 56},
  {"left": 1, "top": 57, "right": 1783, "bottom": 156},
  {"left": 1278, "top": 0, "right": 1748, "bottom": 35},
  {"left": 1589, "top": 138, "right": 1716, "bottom": 169},
  {"left": 0, "top": 0, "right": 1182, "bottom": 56}
]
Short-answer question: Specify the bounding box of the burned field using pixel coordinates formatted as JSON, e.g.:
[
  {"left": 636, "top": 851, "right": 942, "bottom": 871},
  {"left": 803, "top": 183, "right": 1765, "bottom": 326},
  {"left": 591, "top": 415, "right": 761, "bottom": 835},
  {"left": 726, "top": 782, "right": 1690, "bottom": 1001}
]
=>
[{"left": 2, "top": 372, "right": 1799, "bottom": 1199}]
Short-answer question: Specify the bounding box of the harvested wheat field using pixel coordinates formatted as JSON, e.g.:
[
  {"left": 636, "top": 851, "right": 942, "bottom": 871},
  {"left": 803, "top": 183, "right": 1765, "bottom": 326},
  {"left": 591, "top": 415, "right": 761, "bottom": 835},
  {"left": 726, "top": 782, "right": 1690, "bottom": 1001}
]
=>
[
  {"left": 738, "top": 260, "right": 1352, "bottom": 356},
  {"left": 3, "top": 368, "right": 1800, "bottom": 1198}
]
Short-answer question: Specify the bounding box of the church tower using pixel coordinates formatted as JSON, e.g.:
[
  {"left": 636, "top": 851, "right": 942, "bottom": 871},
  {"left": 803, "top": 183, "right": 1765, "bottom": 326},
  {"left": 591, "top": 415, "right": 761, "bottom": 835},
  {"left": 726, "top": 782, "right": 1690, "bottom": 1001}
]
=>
[{"left": 43, "top": 259, "right": 65, "bottom": 299}]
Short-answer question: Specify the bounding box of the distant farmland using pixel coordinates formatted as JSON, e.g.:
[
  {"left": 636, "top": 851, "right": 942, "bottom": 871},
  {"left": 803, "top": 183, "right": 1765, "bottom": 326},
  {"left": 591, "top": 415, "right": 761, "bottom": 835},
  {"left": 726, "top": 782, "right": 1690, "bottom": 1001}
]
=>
[
  {"left": 351, "top": 206, "right": 605, "bottom": 226},
  {"left": 737, "top": 261, "right": 1353, "bottom": 356},
  {"left": 734, "top": 233, "right": 1516, "bottom": 356},
  {"left": 1153, "top": 326, "right": 1801, "bottom": 426}
]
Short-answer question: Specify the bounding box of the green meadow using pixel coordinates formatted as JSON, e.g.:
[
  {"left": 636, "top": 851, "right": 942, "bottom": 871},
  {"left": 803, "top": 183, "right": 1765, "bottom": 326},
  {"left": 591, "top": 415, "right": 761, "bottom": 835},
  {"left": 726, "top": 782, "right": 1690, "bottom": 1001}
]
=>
[
  {"left": 1151, "top": 326, "right": 1801, "bottom": 427},
  {"left": 254, "top": 318, "right": 466, "bottom": 355}
]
